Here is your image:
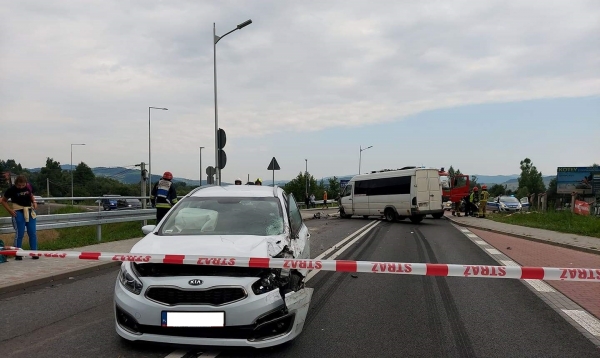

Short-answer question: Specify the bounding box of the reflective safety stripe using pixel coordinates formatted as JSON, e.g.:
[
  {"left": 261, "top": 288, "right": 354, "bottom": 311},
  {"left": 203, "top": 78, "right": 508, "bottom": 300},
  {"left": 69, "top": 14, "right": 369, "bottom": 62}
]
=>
[{"left": 155, "top": 203, "right": 172, "bottom": 209}]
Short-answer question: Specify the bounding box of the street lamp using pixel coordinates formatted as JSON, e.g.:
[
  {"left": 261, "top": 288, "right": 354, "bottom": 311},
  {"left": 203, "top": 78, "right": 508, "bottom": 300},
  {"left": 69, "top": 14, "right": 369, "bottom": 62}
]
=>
[
  {"left": 305, "top": 159, "right": 308, "bottom": 197},
  {"left": 359, "top": 145, "right": 373, "bottom": 174},
  {"left": 199, "top": 146, "right": 205, "bottom": 187},
  {"left": 149, "top": 106, "right": 168, "bottom": 194},
  {"left": 71, "top": 143, "right": 85, "bottom": 205},
  {"left": 213, "top": 19, "right": 252, "bottom": 186}
]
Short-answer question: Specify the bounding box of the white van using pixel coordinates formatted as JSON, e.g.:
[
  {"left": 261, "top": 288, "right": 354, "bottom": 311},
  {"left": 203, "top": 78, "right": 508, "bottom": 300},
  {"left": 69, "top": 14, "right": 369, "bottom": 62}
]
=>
[{"left": 338, "top": 167, "right": 443, "bottom": 223}]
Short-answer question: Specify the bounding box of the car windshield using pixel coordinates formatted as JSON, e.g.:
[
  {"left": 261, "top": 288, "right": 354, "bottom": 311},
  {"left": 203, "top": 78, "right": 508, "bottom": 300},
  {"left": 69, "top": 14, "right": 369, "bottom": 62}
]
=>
[
  {"left": 500, "top": 196, "right": 519, "bottom": 203},
  {"left": 159, "top": 196, "right": 284, "bottom": 236}
]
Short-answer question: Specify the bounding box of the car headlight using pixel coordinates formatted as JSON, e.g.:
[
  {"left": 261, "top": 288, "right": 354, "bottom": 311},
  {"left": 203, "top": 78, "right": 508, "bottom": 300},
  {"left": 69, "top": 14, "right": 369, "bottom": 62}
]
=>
[
  {"left": 517, "top": 204, "right": 522, "bottom": 209},
  {"left": 252, "top": 272, "right": 278, "bottom": 295},
  {"left": 500, "top": 203, "right": 507, "bottom": 208},
  {"left": 119, "top": 263, "right": 143, "bottom": 295}
]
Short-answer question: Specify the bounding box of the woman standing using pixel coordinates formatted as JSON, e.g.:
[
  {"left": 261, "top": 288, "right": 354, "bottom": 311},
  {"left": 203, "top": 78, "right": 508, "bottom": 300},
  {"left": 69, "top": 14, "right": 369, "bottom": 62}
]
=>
[{"left": 1, "top": 175, "right": 38, "bottom": 260}]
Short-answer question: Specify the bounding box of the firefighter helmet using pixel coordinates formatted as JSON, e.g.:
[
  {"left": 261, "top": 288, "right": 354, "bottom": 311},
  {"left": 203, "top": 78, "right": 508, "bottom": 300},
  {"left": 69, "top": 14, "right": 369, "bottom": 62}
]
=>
[
  {"left": 163, "top": 171, "right": 173, "bottom": 180},
  {"left": 473, "top": 186, "right": 479, "bottom": 191},
  {"left": 482, "top": 185, "right": 487, "bottom": 190}
]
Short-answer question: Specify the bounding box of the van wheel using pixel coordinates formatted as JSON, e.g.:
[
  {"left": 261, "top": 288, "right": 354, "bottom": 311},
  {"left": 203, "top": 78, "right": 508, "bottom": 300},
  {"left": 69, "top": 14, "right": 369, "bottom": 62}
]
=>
[
  {"left": 432, "top": 213, "right": 444, "bottom": 219},
  {"left": 409, "top": 215, "right": 424, "bottom": 224},
  {"left": 340, "top": 207, "right": 350, "bottom": 219},
  {"left": 384, "top": 209, "right": 396, "bottom": 222},
  {"left": 363, "top": 215, "right": 369, "bottom": 219}
]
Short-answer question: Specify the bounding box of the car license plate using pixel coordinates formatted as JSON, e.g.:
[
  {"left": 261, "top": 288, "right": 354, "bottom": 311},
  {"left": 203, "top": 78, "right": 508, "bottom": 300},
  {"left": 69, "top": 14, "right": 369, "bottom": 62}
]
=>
[{"left": 161, "top": 311, "right": 225, "bottom": 327}]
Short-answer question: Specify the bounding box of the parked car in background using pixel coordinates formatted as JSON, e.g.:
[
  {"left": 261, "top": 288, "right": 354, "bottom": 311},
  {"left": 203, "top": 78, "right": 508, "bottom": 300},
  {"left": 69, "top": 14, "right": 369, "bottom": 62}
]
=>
[
  {"left": 519, "top": 197, "right": 530, "bottom": 212},
  {"left": 101, "top": 195, "right": 121, "bottom": 210},
  {"left": 486, "top": 196, "right": 523, "bottom": 213},
  {"left": 444, "top": 201, "right": 453, "bottom": 211},
  {"left": 116, "top": 198, "right": 142, "bottom": 210}
]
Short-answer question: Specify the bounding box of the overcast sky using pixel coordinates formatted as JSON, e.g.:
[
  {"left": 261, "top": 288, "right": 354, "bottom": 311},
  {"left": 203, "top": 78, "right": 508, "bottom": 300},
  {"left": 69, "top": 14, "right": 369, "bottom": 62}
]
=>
[{"left": 1, "top": 0, "right": 599, "bottom": 183}]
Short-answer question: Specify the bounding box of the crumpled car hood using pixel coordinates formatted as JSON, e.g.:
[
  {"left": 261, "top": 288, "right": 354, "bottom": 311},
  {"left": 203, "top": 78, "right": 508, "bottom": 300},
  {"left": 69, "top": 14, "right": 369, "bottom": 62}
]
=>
[{"left": 130, "top": 234, "right": 288, "bottom": 258}]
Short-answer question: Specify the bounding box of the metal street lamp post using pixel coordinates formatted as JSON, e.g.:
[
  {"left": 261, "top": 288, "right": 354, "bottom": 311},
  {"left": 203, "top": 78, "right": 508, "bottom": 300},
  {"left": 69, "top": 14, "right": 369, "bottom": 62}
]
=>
[
  {"left": 149, "top": 106, "right": 168, "bottom": 194},
  {"left": 359, "top": 145, "right": 373, "bottom": 175},
  {"left": 305, "top": 159, "right": 308, "bottom": 197},
  {"left": 71, "top": 143, "right": 85, "bottom": 205},
  {"left": 213, "top": 19, "right": 252, "bottom": 186},
  {"left": 199, "top": 146, "right": 204, "bottom": 187}
]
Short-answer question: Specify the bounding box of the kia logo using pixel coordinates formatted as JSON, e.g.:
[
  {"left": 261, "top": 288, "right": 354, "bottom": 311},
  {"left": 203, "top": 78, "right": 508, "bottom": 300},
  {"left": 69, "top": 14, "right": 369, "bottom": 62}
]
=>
[{"left": 188, "top": 279, "right": 203, "bottom": 286}]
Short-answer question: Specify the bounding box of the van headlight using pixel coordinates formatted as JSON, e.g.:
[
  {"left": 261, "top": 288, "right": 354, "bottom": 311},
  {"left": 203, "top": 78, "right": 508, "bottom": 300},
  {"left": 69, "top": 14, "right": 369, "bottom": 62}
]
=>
[{"left": 119, "top": 263, "right": 143, "bottom": 295}]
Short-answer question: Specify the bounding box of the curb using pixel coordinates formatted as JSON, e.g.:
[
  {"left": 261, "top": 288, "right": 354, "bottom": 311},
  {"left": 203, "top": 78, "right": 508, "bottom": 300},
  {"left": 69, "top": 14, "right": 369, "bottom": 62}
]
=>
[
  {"left": 0, "top": 261, "right": 121, "bottom": 295},
  {"left": 445, "top": 216, "right": 600, "bottom": 256}
]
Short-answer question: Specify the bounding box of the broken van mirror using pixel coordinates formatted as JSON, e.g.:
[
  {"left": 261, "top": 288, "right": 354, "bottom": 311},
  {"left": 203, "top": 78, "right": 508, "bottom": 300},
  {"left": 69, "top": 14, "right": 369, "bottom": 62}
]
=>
[{"left": 142, "top": 225, "right": 156, "bottom": 235}]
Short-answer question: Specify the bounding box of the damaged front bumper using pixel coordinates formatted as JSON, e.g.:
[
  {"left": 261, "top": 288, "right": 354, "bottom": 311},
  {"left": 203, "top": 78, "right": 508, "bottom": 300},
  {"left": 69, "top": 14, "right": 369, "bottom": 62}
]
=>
[{"left": 115, "top": 274, "right": 313, "bottom": 348}]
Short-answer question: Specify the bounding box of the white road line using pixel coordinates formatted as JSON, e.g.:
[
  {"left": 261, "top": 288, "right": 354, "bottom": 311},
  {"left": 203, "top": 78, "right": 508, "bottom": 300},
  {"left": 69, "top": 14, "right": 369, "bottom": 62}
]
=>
[
  {"left": 164, "top": 350, "right": 188, "bottom": 358},
  {"left": 313, "top": 220, "right": 379, "bottom": 261},
  {"left": 460, "top": 229, "right": 470, "bottom": 233},
  {"left": 305, "top": 221, "right": 381, "bottom": 283},
  {"left": 474, "top": 240, "right": 488, "bottom": 245},
  {"left": 466, "top": 233, "right": 479, "bottom": 238},
  {"left": 500, "top": 260, "right": 520, "bottom": 267},
  {"left": 485, "top": 248, "right": 502, "bottom": 255},
  {"left": 198, "top": 351, "right": 221, "bottom": 357},
  {"left": 562, "top": 310, "right": 600, "bottom": 337},
  {"left": 524, "top": 279, "right": 557, "bottom": 293}
]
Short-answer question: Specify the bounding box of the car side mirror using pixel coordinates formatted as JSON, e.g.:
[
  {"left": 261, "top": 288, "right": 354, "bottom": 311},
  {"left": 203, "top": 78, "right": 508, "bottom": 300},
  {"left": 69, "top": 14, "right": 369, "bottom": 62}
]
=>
[{"left": 142, "top": 225, "right": 156, "bottom": 235}]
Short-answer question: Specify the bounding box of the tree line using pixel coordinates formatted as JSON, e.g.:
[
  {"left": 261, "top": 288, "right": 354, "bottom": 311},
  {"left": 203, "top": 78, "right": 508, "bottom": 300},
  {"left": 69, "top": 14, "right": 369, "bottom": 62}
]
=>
[{"left": 0, "top": 158, "right": 195, "bottom": 198}]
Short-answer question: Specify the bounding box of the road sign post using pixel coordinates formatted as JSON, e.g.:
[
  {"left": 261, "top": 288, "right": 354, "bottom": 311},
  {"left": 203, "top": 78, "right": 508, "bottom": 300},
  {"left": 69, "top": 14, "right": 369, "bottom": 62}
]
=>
[{"left": 267, "top": 157, "right": 281, "bottom": 187}]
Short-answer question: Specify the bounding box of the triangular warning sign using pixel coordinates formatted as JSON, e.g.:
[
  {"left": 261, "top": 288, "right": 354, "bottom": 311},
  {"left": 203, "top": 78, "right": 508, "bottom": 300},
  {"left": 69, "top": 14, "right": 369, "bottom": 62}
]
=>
[{"left": 267, "top": 157, "right": 281, "bottom": 170}]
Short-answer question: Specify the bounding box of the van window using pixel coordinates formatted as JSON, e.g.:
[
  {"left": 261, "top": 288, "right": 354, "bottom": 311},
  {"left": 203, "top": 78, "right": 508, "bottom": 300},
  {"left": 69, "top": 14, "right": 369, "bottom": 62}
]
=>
[
  {"left": 342, "top": 185, "right": 352, "bottom": 197},
  {"left": 354, "top": 176, "right": 411, "bottom": 196}
]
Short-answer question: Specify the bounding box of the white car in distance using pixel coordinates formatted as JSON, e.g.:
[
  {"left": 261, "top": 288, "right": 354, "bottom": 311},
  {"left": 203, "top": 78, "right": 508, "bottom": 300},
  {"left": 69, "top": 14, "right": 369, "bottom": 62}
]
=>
[{"left": 114, "top": 185, "right": 313, "bottom": 348}]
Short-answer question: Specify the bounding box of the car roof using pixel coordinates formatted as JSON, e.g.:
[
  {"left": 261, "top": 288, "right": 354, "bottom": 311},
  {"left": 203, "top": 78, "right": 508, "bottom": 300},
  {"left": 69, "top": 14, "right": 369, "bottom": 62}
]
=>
[{"left": 188, "top": 185, "right": 283, "bottom": 198}]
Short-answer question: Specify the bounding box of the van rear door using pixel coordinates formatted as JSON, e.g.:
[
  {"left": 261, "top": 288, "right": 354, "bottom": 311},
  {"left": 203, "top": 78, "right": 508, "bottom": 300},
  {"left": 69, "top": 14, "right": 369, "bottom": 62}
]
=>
[{"left": 416, "top": 169, "right": 442, "bottom": 211}]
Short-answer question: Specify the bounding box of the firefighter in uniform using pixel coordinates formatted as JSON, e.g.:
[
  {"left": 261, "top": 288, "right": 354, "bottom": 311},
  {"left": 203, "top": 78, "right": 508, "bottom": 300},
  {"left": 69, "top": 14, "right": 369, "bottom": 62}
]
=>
[
  {"left": 151, "top": 171, "right": 178, "bottom": 223},
  {"left": 469, "top": 187, "right": 480, "bottom": 217},
  {"left": 478, "top": 185, "right": 489, "bottom": 218}
]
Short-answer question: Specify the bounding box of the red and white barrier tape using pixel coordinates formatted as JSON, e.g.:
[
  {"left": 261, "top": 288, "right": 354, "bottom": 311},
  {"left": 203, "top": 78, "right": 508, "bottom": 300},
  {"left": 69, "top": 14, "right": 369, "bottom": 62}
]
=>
[{"left": 1, "top": 249, "right": 599, "bottom": 282}]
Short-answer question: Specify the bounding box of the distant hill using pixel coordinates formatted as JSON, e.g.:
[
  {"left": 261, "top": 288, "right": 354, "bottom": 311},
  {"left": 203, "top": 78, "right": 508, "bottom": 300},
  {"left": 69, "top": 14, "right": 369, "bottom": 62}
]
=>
[{"left": 25, "top": 165, "right": 555, "bottom": 190}]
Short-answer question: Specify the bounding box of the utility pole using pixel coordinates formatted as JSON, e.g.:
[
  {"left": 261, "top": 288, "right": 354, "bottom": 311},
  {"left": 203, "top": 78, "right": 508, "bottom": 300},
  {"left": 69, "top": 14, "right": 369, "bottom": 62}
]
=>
[
  {"left": 47, "top": 178, "right": 50, "bottom": 197},
  {"left": 136, "top": 162, "right": 148, "bottom": 226}
]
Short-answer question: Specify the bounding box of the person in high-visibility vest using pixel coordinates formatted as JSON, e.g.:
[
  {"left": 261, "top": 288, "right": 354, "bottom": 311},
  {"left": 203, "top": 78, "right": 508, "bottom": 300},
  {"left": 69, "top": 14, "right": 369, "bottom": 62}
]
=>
[
  {"left": 151, "top": 171, "right": 178, "bottom": 223},
  {"left": 478, "top": 185, "right": 490, "bottom": 218},
  {"left": 469, "top": 187, "right": 480, "bottom": 217}
]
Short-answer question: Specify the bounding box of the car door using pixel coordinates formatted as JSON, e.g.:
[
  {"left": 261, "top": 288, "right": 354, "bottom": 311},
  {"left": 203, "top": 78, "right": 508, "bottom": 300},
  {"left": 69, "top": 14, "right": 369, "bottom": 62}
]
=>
[
  {"left": 339, "top": 184, "right": 353, "bottom": 214},
  {"left": 287, "top": 194, "right": 310, "bottom": 266},
  {"left": 520, "top": 197, "right": 530, "bottom": 211}
]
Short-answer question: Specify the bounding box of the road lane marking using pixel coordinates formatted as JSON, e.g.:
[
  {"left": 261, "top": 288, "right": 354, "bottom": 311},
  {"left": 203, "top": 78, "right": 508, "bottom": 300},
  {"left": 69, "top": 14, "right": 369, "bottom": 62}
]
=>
[
  {"left": 164, "top": 350, "right": 188, "bottom": 358},
  {"left": 474, "top": 240, "right": 488, "bottom": 245},
  {"left": 306, "top": 220, "right": 381, "bottom": 283},
  {"left": 500, "top": 260, "right": 519, "bottom": 267},
  {"left": 562, "top": 310, "right": 600, "bottom": 337},
  {"left": 524, "top": 279, "right": 556, "bottom": 293},
  {"left": 485, "top": 248, "right": 501, "bottom": 255},
  {"left": 313, "top": 220, "right": 379, "bottom": 261}
]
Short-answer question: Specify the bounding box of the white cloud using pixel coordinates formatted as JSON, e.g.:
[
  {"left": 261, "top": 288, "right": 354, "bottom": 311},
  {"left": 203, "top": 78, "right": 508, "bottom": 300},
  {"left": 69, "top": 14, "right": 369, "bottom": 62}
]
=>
[{"left": 1, "top": 0, "right": 599, "bottom": 180}]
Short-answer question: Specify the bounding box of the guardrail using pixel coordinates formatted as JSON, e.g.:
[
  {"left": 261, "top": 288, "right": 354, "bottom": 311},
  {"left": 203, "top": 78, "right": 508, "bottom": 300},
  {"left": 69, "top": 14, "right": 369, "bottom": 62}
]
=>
[{"left": 0, "top": 209, "right": 156, "bottom": 241}]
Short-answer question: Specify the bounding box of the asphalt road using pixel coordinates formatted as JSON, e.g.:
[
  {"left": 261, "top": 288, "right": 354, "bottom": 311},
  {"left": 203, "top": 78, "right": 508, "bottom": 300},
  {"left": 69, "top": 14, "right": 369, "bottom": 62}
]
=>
[{"left": 1, "top": 217, "right": 598, "bottom": 358}]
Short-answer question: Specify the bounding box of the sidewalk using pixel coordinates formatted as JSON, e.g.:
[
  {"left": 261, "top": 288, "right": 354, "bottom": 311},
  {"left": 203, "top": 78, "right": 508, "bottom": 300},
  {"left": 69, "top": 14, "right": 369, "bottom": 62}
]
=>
[
  {"left": 444, "top": 212, "right": 600, "bottom": 255},
  {"left": 0, "top": 208, "right": 341, "bottom": 294}
]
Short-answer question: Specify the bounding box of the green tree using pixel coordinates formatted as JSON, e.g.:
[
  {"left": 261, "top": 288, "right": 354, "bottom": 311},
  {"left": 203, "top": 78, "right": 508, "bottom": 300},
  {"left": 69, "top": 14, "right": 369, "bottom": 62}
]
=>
[
  {"left": 38, "top": 158, "right": 68, "bottom": 197},
  {"left": 74, "top": 162, "right": 95, "bottom": 186},
  {"left": 283, "top": 172, "right": 319, "bottom": 203},
  {"left": 327, "top": 176, "right": 341, "bottom": 200},
  {"left": 517, "top": 158, "right": 546, "bottom": 196},
  {"left": 488, "top": 184, "right": 506, "bottom": 197}
]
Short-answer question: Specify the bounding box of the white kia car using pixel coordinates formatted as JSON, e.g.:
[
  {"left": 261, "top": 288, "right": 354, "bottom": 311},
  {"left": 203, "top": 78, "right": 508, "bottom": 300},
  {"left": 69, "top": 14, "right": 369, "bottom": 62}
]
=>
[{"left": 114, "top": 185, "right": 313, "bottom": 348}]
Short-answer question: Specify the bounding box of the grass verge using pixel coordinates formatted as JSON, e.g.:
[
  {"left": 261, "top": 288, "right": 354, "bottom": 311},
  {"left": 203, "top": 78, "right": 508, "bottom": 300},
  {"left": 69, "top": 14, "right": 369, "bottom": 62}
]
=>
[{"left": 488, "top": 210, "right": 600, "bottom": 238}]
